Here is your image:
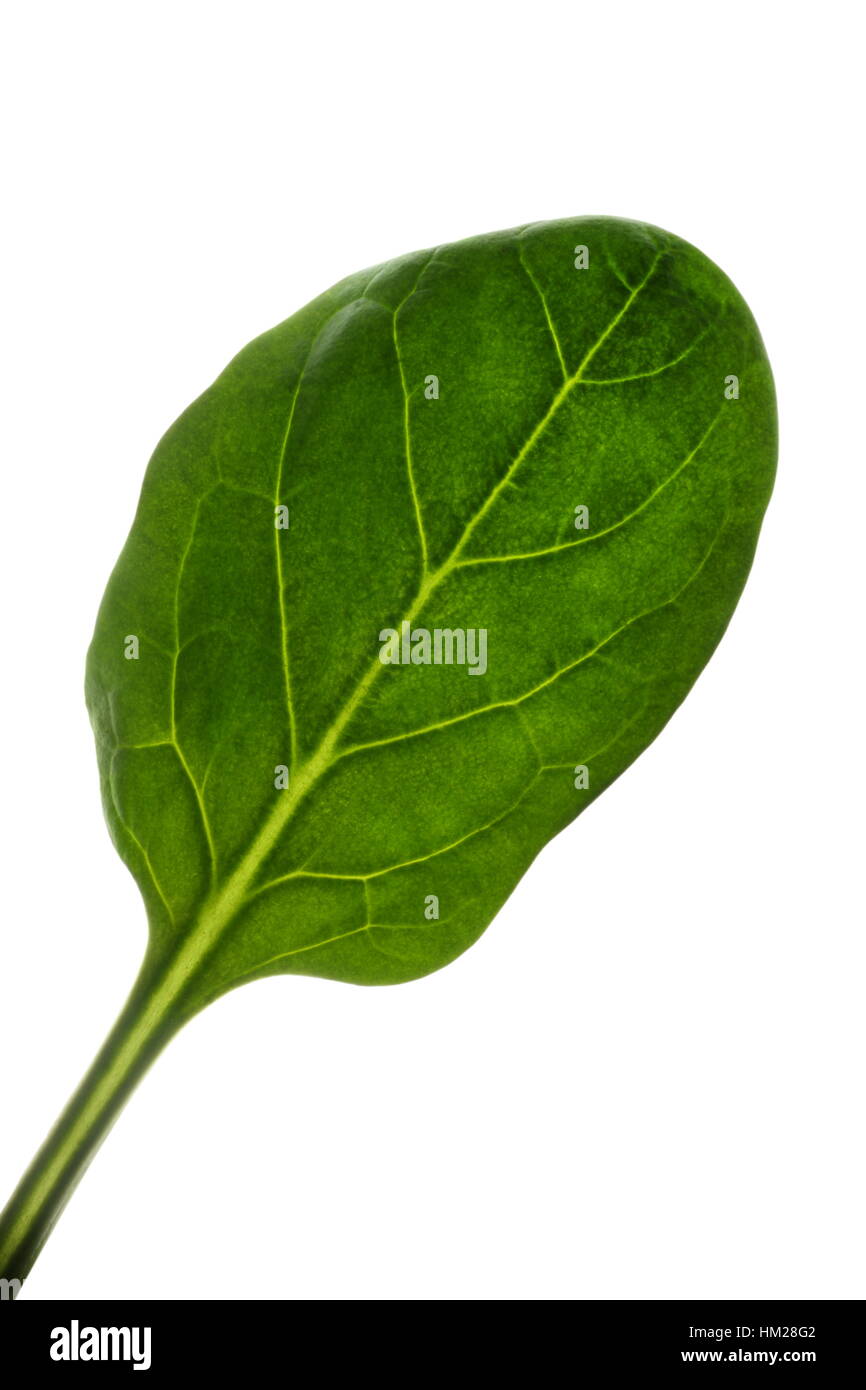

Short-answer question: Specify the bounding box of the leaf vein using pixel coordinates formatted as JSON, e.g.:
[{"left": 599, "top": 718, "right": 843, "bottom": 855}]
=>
[
  {"left": 445, "top": 251, "right": 662, "bottom": 566},
  {"left": 517, "top": 242, "right": 568, "bottom": 380},
  {"left": 456, "top": 407, "right": 724, "bottom": 569},
  {"left": 392, "top": 252, "right": 439, "bottom": 573},
  {"left": 338, "top": 503, "right": 728, "bottom": 761},
  {"left": 170, "top": 497, "right": 218, "bottom": 877},
  {"left": 581, "top": 324, "right": 710, "bottom": 385}
]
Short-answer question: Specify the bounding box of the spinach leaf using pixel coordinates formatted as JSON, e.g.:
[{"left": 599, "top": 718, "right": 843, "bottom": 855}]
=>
[{"left": 0, "top": 217, "right": 776, "bottom": 1292}]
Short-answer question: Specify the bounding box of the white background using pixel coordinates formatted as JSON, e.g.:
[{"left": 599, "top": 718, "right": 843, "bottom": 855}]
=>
[{"left": 1, "top": 1, "right": 863, "bottom": 1301}]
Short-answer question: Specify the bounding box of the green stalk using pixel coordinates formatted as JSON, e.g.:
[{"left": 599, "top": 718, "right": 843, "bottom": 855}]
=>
[
  {"left": 0, "top": 753, "right": 330, "bottom": 1296},
  {"left": 0, "top": 756, "right": 325, "bottom": 1299},
  {"left": 0, "top": 950, "right": 185, "bottom": 1296}
]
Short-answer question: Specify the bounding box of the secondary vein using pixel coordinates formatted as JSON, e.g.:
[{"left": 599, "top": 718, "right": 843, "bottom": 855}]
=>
[
  {"left": 455, "top": 407, "right": 723, "bottom": 569},
  {"left": 443, "top": 251, "right": 663, "bottom": 567},
  {"left": 517, "top": 241, "right": 568, "bottom": 381},
  {"left": 273, "top": 375, "right": 306, "bottom": 769}
]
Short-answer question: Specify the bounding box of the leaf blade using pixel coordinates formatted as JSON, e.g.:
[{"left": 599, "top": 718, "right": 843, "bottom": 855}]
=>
[{"left": 86, "top": 215, "right": 776, "bottom": 993}]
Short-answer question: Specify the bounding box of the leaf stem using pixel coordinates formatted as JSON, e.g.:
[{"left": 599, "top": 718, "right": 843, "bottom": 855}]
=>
[{"left": 0, "top": 950, "right": 185, "bottom": 1296}]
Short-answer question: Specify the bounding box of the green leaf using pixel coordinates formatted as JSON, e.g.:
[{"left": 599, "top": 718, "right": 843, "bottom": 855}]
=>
[
  {"left": 86, "top": 213, "right": 775, "bottom": 995},
  {"left": 0, "top": 216, "right": 776, "bottom": 1291}
]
